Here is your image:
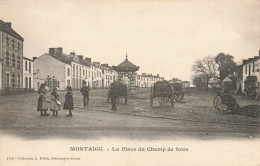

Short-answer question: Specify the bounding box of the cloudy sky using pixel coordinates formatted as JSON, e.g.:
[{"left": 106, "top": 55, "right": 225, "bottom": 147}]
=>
[{"left": 0, "top": 0, "right": 259, "bottom": 81}]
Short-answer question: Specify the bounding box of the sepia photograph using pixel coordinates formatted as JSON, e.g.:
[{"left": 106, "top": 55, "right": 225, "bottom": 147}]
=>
[{"left": 0, "top": 0, "right": 260, "bottom": 165}]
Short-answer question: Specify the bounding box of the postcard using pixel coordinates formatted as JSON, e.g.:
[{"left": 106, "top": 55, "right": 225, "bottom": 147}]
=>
[{"left": 0, "top": 0, "right": 259, "bottom": 165}]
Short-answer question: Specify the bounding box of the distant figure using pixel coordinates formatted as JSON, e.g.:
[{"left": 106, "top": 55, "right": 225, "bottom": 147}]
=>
[
  {"left": 63, "top": 86, "right": 74, "bottom": 117},
  {"left": 37, "top": 84, "right": 50, "bottom": 116},
  {"left": 50, "top": 88, "right": 60, "bottom": 117},
  {"left": 80, "top": 81, "right": 90, "bottom": 108}
]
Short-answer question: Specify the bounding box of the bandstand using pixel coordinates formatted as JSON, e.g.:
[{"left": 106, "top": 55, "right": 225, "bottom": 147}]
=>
[{"left": 113, "top": 54, "right": 139, "bottom": 91}]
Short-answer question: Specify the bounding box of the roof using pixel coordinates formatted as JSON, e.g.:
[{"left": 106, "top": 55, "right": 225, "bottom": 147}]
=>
[
  {"left": 79, "top": 59, "right": 91, "bottom": 67},
  {"left": 49, "top": 53, "right": 73, "bottom": 65},
  {"left": 0, "top": 20, "right": 24, "bottom": 41},
  {"left": 222, "top": 76, "right": 232, "bottom": 82},
  {"left": 113, "top": 56, "right": 139, "bottom": 72},
  {"left": 23, "top": 57, "right": 33, "bottom": 62},
  {"left": 243, "top": 53, "right": 260, "bottom": 65}
]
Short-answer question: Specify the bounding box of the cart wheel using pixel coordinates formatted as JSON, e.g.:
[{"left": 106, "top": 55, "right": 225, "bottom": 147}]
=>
[
  {"left": 150, "top": 95, "right": 153, "bottom": 107},
  {"left": 216, "top": 94, "right": 236, "bottom": 113},
  {"left": 213, "top": 95, "right": 221, "bottom": 111}
]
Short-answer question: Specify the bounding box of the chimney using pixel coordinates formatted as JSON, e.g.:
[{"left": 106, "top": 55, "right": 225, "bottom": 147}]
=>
[
  {"left": 78, "top": 55, "right": 83, "bottom": 60},
  {"left": 85, "top": 57, "right": 91, "bottom": 63},
  {"left": 157, "top": 74, "right": 159, "bottom": 77},
  {"left": 259, "top": 50, "right": 260, "bottom": 57},
  {"left": 33, "top": 57, "right": 37, "bottom": 61},
  {"left": 5, "top": 22, "right": 11, "bottom": 29},
  {"left": 56, "top": 47, "right": 63, "bottom": 55},
  {"left": 70, "top": 51, "right": 75, "bottom": 56},
  {"left": 49, "top": 48, "right": 55, "bottom": 55},
  {"left": 49, "top": 47, "right": 63, "bottom": 55}
]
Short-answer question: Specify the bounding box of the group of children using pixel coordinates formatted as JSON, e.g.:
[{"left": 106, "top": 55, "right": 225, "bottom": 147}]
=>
[{"left": 37, "top": 84, "right": 74, "bottom": 117}]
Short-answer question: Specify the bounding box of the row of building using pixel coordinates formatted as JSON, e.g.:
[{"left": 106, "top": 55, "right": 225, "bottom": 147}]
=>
[
  {"left": 0, "top": 20, "right": 166, "bottom": 94},
  {"left": 33, "top": 47, "right": 166, "bottom": 90}
]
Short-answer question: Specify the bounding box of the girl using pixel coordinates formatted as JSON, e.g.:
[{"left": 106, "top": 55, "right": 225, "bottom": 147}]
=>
[
  {"left": 63, "top": 86, "right": 74, "bottom": 117},
  {"left": 37, "top": 84, "right": 50, "bottom": 116},
  {"left": 50, "top": 88, "right": 60, "bottom": 116}
]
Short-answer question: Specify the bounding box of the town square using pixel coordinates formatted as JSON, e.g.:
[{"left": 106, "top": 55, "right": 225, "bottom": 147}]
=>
[{"left": 0, "top": 0, "right": 260, "bottom": 165}]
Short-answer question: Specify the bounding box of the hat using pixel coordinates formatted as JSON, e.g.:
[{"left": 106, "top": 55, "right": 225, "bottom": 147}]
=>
[{"left": 67, "top": 86, "right": 72, "bottom": 91}]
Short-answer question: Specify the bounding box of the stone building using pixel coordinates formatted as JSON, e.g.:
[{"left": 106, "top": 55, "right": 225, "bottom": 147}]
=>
[{"left": 0, "top": 20, "right": 24, "bottom": 94}]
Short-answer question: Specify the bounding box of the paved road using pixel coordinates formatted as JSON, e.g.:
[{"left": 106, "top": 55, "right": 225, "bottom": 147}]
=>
[{"left": 0, "top": 89, "right": 259, "bottom": 140}]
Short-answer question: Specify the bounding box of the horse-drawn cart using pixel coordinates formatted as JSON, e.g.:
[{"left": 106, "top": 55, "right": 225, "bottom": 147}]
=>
[
  {"left": 150, "top": 81, "right": 174, "bottom": 107},
  {"left": 213, "top": 91, "right": 240, "bottom": 113},
  {"left": 108, "top": 81, "right": 128, "bottom": 110},
  {"left": 171, "top": 83, "right": 191, "bottom": 102}
]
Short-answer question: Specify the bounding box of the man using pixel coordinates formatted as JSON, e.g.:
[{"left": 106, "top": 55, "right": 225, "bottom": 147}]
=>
[{"left": 80, "top": 81, "right": 90, "bottom": 108}]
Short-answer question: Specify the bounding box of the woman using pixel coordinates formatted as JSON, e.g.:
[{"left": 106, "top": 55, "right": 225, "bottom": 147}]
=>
[
  {"left": 37, "top": 84, "right": 50, "bottom": 116},
  {"left": 50, "top": 88, "right": 60, "bottom": 117},
  {"left": 63, "top": 86, "right": 74, "bottom": 117}
]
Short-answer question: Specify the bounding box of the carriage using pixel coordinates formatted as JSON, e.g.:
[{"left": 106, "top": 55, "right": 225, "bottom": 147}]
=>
[
  {"left": 107, "top": 81, "right": 128, "bottom": 105},
  {"left": 171, "top": 83, "right": 189, "bottom": 102},
  {"left": 150, "top": 81, "right": 175, "bottom": 107},
  {"left": 213, "top": 90, "right": 240, "bottom": 113}
]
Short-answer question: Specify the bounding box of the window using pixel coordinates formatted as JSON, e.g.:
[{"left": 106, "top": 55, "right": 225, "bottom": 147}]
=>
[
  {"left": 18, "top": 74, "right": 21, "bottom": 87},
  {"left": 18, "top": 42, "right": 20, "bottom": 50},
  {"left": 67, "top": 68, "right": 70, "bottom": 76},
  {"left": 6, "top": 73, "right": 10, "bottom": 87},
  {"left": 6, "top": 36, "right": 9, "bottom": 46},
  {"left": 12, "top": 39, "right": 15, "bottom": 48},
  {"left": 73, "top": 65, "right": 75, "bottom": 76},
  {"left": 5, "top": 52, "right": 9, "bottom": 66},
  {"left": 29, "top": 62, "right": 31, "bottom": 73},
  {"left": 253, "top": 62, "right": 255, "bottom": 72},
  {"left": 245, "top": 65, "right": 247, "bottom": 74},
  {"left": 17, "top": 55, "right": 21, "bottom": 69},
  {"left": 25, "top": 61, "right": 27, "bottom": 71},
  {"left": 11, "top": 74, "right": 15, "bottom": 87},
  {"left": 25, "top": 77, "right": 28, "bottom": 88},
  {"left": 67, "top": 80, "right": 70, "bottom": 86},
  {"left": 12, "top": 54, "right": 15, "bottom": 67},
  {"left": 29, "top": 77, "right": 31, "bottom": 89}
]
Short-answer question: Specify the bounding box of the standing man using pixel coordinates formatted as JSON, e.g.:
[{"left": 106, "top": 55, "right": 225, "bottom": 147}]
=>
[{"left": 80, "top": 81, "right": 90, "bottom": 108}]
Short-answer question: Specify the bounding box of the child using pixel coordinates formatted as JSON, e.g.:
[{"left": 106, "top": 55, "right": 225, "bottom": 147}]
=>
[
  {"left": 50, "top": 88, "right": 60, "bottom": 116},
  {"left": 63, "top": 86, "right": 74, "bottom": 117},
  {"left": 37, "top": 84, "right": 50, "bottom": 116}
]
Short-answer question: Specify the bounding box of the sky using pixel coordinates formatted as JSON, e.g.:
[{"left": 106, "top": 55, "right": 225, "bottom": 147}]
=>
[{"left": 0, "top": 0, "right": 259, "bottom": 82}]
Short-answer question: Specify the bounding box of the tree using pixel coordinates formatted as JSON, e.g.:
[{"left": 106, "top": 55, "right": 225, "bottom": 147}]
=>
[
  {"left": 215, "top": 53, "right": 237, "bottom": 80},
  {"left": 192, "top": 75, "right": 205, "bottom": 88},
  {"left": 192, "top": 56, "right": 218, "bottom": 89}
]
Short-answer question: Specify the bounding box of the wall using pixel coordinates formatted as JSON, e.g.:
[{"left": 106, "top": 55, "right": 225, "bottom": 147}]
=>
[
  {"left": 23, "top": 59, "right": 34, "bottom": 89},
  {"left": 0, "top": 31, "right": 23, "bottom": 92},
  {"left": 33, "top": 54, "right": 66, "bottom": 90},
  {"left": 242, "top": 59, "right": 260, "bottom": 92}
]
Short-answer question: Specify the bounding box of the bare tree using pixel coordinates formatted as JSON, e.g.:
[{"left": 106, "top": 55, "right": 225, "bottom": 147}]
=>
[{"left": 192, "top": 56, "right": 218, "bottom": 90}]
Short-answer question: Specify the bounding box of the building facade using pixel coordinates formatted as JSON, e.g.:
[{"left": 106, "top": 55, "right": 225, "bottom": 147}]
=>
[
  {"left": 23, "top": 57, "right": 34, "bottom": 90},
  {"left": 241, "top": 51, "right": 260, "bottom": 92},
  {"left": 0, "top": 20, "right": 24, "bottom": 94},
  {"left": 33, "top": 47, "right": 119, "bottom": 91},
  {"left": 135, "top": 73, "right": 164, "bottom": 88}
]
